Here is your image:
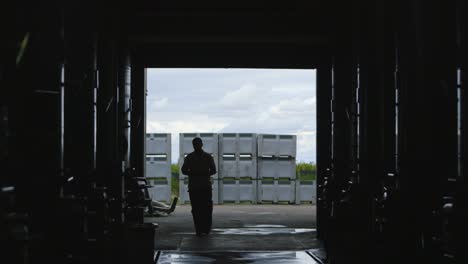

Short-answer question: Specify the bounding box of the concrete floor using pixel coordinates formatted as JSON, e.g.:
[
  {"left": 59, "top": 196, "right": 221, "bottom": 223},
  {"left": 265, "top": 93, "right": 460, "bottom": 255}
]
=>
[{"left": 151, "top": 204, "right": 319, "bottom": 251}]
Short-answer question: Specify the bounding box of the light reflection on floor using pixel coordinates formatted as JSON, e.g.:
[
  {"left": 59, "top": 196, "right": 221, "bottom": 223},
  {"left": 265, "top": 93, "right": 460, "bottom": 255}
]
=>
[
  {"left": 174, "top": 227, "right": 316, "bottom": 236},
  {"left": 242, "top": 225, "right": 286, "bottom": 228},
  {"left": 211, "top": 228, "right": 316, "bottom": 235},
  {"left": 156, "top": 251, "right": 320, "bottom": 264}
]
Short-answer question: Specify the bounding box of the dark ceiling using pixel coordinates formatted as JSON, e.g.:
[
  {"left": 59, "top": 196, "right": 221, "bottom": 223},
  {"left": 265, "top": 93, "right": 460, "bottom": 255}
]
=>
[{"left": 126, "top": 0, "right": 331, "bottom": 68}]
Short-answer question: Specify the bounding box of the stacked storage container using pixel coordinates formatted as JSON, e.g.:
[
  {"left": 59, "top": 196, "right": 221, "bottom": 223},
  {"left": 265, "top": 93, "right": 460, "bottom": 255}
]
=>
[
  {"left": 296, "top": 179, "right": 316, "bottom": 204},
  {"left": 178, "top": 133, "right": 220, "bottom": 204},
  {"left": 145, "top": 133, "right": 172, "bottom": 204},
  {"left": 257, "top": 134, "right": 297, "bottom": 203},
  {"left": 218, "top": 133, "right": 257, "bottom": 203}
]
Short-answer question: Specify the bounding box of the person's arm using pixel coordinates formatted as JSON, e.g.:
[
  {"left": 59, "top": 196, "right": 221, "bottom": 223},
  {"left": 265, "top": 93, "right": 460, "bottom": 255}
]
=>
[
  {"left": 208, "top": 155, "right": 217, "bottom": 176},
  {"left": 181, "top": 156, "right": 191, "bottom": 175}
]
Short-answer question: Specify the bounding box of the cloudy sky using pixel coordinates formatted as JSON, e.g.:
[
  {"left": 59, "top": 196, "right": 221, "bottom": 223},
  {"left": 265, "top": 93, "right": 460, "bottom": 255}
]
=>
[{"left": 146, "top": 68, "right": 316, "bottom": 163}]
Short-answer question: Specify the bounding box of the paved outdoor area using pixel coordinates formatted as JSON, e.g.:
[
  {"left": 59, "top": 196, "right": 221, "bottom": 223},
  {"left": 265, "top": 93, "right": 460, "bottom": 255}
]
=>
[{"left": 150, "top": 204, "right": 318, "bottom": 252}]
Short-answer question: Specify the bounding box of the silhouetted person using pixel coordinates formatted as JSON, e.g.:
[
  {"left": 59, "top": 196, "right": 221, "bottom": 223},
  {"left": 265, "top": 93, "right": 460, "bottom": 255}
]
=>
[{"left": 181, "top": 137, "right": 217, "bottom": 237}]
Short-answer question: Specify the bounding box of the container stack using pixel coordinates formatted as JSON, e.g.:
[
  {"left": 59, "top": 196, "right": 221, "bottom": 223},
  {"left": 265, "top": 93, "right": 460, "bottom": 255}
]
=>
[
  {"left": 178, "top": 133, "right": 220, "bottom": 204},
  {"left": 218, "top": 133, "right": 257, "bottom": 203},
  {"left": 145, "top": 133, "right": 172, "bottom": 204},
  {"left": 257, "top": 134, "right": 297, "bottom": 203}
]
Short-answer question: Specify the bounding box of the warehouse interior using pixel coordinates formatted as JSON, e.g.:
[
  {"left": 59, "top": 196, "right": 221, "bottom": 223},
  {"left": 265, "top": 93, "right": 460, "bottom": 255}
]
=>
[{"left": 1, "top": 1, "right": 467, "bottom": 263}]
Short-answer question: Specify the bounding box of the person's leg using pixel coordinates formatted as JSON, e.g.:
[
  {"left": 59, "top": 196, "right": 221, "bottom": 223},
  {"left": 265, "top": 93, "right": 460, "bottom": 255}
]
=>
[
  {"left": 201, "top": 188, "right": 213, "bottom": 234},
  {"left": 189, "top": 191, "right": 203, "bottom": 235},
  {"left": 206, "top": 188, "right": 213, "bottom": 233}
]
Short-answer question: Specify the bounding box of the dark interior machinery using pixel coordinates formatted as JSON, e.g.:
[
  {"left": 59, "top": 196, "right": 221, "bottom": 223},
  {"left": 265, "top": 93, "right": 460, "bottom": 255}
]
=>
[{"left": 1, "top": 1, "right": 467, "bottom": 263}]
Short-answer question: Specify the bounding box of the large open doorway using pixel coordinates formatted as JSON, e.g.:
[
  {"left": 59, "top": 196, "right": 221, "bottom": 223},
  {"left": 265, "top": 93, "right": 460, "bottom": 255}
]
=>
[{"left": 144, "top": 68, "right": 318, "bottom": 253}]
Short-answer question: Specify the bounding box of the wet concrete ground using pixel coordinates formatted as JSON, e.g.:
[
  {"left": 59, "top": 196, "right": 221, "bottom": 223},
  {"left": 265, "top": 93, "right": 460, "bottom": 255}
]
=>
[
  {"left": 150, "top": 204, "right": 317, "bottom": 251},
  {"left": 150, "top": 205, "right": 323, "bottom": 263}
]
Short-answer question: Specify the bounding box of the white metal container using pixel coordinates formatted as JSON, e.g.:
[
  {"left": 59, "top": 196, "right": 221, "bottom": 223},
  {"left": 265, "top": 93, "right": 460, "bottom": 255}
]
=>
[
  {"left": 238, "top": 133, "right": 257, "bottom": 154},
  {"left": 257, "top": 134, "right": 296, "bottom": 157},
  {"left": 257, "top": 157, "right": 276, "bottom": 178},
  {"left": 257, "top": 179, "right": 297, "bottom": 203},
  {"left": 276, "top": 179, "right": 296, "bottom": 203},
  {"left": 239, "top": 178, "right": 257, "bottom": 202},
  {"left": 219, "top": 178, "right": 238, "bottom": 203},
  {"left": 257, "top": 157, "right": 296, "bottom": 179},
  {"left": 219, "top": 178, "right": 257, "bottom": 203},
  {"left": 219, "top": 154, "right": 257, "bottom": 179},
  {"left": 296, "top": 180, "right": 316, "bottom": 204},
  {"left": 146, "top": 133, "right": 171, "bottom": 155},
  {"left": 147, "top": 178, "right": 172, "bottom": 204},
  {"left": 276, "top": 157, "right": 296, "bottom": 179},
  {"left": 238, "top": 155, "right": 257, "bottom": 178},
  {"left": 218, "top": 133, "right": 237, "bottom": 154},
  {"left": 257, "top": 178, "right": 276, "bottom": 203},
  {"left": 145, "top": 156, "right": 171, "bottom": 179},
  {"left": 219, "top": 155, "right": 237, "bottom": 178},
  {"left": 218, "top": 133, "right": 257, "bottom": 155}
]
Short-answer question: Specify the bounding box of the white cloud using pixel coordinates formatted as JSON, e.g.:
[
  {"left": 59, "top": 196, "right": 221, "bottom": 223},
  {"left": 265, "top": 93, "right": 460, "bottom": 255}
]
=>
[
  {"left": 304, "top": 97, "right": 316, "bottom": 105},
  {"left": 271, "top": 83, "right": 316, "bottom": 96},
  {"left": 220, "top": 83, "right": 268, "bottom": 108},
  {"left": 148, "top": 97, "right": 169, "bottom": 110},
  {"left": 269, "top": 97, "right": 315, "bottom": 113},
  {"left": 147, "top": 118, "right": 228, "bottom": 134}
]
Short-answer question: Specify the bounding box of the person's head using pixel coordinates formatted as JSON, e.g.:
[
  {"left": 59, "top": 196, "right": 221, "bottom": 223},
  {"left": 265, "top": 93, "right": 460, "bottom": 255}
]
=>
[{"left": 192, "top": 137, "right": 203, "bottom": 151}]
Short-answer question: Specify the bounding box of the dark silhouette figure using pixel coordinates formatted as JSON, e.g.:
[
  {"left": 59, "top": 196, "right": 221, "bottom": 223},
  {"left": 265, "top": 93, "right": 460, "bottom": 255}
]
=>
[{"left": 181, "top": 137, "right": 217, "bottom": 237}]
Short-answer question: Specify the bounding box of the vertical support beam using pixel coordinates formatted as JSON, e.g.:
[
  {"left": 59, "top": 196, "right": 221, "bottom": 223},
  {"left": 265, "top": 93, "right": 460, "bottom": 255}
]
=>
[
  {"left": 397, "top": 0, "right": 457, "bottom": 260},
  {"left": 356, "top": 2, "right": 383, "bottom": 259},
  {"left": 97, "top": 25, "right": 121, "bottom": 222},
  {"left": 457, "top": 0, "right": 468, "bottom": 261},
  {"left": 357, "top": 2, "right": 395, "bottom": 257},
  {"left": 7, "top": 4, "right": 66, "bottom": 262},
  {"left": 0, "top": 3, "right": 18, "bottom": 186},
  {"left": 327, "top": 3, "right": 356, "bottom": 260},
  {"left": 316, "top": 55, "right": 332, "bottom": 240},
  {"left": 431, "top": 4, "right": 458, "bottom": 263},
  {"left": 329, "top": 4, "right": 354, "bottom": 200},
  {"left": 16, "top": 4, "right": 64, "bottom": 225},
  {"left": 131, "top": 64, "right": 146, "bottom": 178},
  {"left": 63, "top": 4, "right": 98, "bottom": 185},
  {"left": 331, "top": 48, "right": 354, "bottom": 203},
  {"left": 119, "top": 51, "right": 132, "bottom": 169}
]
